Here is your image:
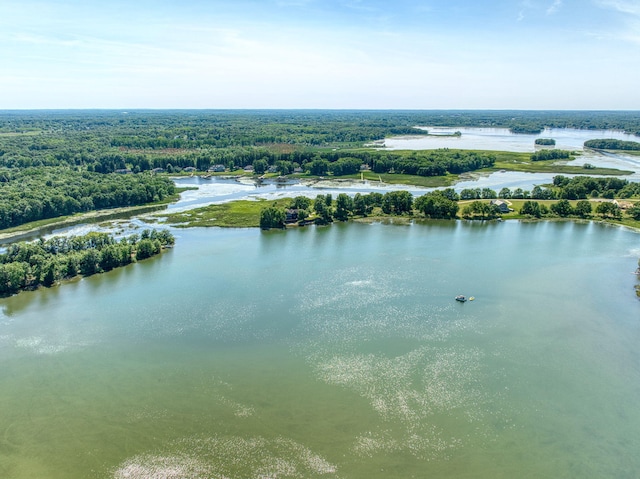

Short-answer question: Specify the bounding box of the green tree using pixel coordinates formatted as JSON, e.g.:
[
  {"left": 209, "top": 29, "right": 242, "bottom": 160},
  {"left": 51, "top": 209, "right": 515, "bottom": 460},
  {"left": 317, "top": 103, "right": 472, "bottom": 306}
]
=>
[
  {"left": 381, "top": 191, "right": 413, "bottom": 215},
  {"left": 481, "top": 188, "right": 497, "bottom": 199},
  {"left": 520, "top": 201, "right": 542, "bottom": 218},
  {"left": 308, "top": 159, "right": 329, "bottom": 176},
  {"left": 499, "top": 188, "right": 512, "bottom": 199},
  {"left": 259, "top": 207, "right": 286, "bottom": 229},
  {"left": 628, "top": 203, "right": 640, "bottom": 221},
  {"left": 79, "top": 249, "right": 101, "bottom": 276},
  {"left": 415, "top": 192, "right": 458, "bottom": 219},
  {"left": 352, "top": 193, "right": 368, "bottom": 216},
  {"left": 41, "top": 260, "right": 56, "bottom": 287},
  {"left": 550, "top": 199, "right": 573, "bottom": 217},
  {"left": 334, "top": 194, "right": 353, "bottom": 221},
  {"left": 462, "top": 201, "right": 498, "bottom": 220},
  {"left": 595, "top": 202, "right": 621, "bottom": 219},
  {"left": 313, "top": 195, "right": 333, "bottom": 224},
  {"left": 136, "top": 238, "right": 161, "bottom": 260},
  {"left": 574, "top": 200, "right": 592, "bottom": 218},
  {"left": 290, "top": 196, "right": 311, "bottom": 210},
  {"left": 0, "top": 262, "right": 28, "bottom": 295},
  {"left": 460, "top": 188, "right": 481, "bottom": 200},
  {"left": 99, "top": 244, "right": 123, "bottom": 271},
  {"left": 252, "top": 159, "right": 268, "bottom": 174}
]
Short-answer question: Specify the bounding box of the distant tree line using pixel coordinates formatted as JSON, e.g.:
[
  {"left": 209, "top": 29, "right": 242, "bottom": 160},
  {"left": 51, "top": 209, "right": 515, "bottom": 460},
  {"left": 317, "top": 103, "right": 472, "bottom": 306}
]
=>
[
  {"left": 0, "top": 135, "right": 497, "bottom": 179},
  {"left": 535, "top": 138, "right": 556, "bottom": 146},
  {"left": 495, "top": 176, "right": 640, "bottom": 200},
  {"left": 0, "top": 167, "right": 175, "bottom": 229},
  {"left": 510, "top": 126, "right": 544, "bottom": 134},
  {"left": 584, "top": 139, "right": 640, "bottom": 151},
  {"left": 5, "top": 111, "right": 639, "bottom": 177},
  {"left": 0, "top": 230, "right": 174, "bottom": 296}
]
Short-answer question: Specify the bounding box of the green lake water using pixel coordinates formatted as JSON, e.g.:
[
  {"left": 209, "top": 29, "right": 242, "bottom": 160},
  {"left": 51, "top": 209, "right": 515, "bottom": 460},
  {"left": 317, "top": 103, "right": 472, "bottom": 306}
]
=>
[{"left": 1, "top": 221, "right": 639, "bottom": 478}]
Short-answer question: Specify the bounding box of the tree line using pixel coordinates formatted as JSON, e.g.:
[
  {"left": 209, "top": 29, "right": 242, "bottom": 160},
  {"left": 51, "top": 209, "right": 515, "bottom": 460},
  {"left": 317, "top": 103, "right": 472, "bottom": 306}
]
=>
[
  {"left": 261, "top": 190, "right": 461, "bottom": 228},
  {"left": 0, "top": 229, "right": 174, "bottom": 296},
  {"left": 3, "top": 111, "right": 639, "bottom": 175},
  {"left": 1, "top": 134, "right": 497, "bottom": 178},
  {"left": 584, "top": 139, "right": 640, "bottom": 151},
  {"left": 260, "top": 182, "right": 640, "bottom": 229},
  {"left": 494, "top": 175, "right": 640, "bottom": 201},
  {"left": 0, "top": 167, "right": 176, "bottom": 229}
]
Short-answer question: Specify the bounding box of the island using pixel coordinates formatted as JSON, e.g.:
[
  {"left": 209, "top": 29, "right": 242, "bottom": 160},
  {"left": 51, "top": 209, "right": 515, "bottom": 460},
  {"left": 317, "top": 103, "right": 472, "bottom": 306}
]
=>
[{"left": 584, "top": 139, "right": 640, "bottom": 151}]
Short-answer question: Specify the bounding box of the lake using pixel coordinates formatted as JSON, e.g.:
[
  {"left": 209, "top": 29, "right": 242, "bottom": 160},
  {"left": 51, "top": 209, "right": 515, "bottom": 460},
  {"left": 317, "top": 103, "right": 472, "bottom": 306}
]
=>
[
  {"left": 1, "top": 221, "right": 639, "bottom": 478},
  {"left": 384, "top": 126, "right": 639, "bottom": 153}
]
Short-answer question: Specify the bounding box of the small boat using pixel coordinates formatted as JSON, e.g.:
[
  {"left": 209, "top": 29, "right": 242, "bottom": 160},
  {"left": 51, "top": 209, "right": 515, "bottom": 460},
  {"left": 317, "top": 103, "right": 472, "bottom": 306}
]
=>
[{"left": 455, "top": 295, "right": 467, "bottom": 302}]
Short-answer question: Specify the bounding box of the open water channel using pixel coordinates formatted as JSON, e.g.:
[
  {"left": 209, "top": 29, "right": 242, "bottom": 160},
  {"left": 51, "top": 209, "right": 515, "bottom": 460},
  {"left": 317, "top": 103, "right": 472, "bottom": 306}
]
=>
[{"left": 1, "top": 128, "right": 639, "bottom": 478}]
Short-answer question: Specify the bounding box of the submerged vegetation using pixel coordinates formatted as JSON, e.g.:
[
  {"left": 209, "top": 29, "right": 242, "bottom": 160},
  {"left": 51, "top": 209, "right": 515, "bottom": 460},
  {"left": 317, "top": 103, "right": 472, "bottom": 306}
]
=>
[{"left": 0, "top": 229, "right": 174, "bottom": 296}]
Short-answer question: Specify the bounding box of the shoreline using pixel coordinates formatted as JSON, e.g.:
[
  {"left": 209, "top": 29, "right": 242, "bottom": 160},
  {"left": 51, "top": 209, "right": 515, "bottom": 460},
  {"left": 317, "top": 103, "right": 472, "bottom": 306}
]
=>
[{"left": 0, "top": 204, "right": 169, "bottom": 243}]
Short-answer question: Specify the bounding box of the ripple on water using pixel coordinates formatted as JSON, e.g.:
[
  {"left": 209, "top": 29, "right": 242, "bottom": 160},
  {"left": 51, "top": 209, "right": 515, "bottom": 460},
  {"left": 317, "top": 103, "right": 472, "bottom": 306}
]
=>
[
  {"left": 288, "top": 266, "right": 491, "bottom": 459},
  {"left": 13, "top": 335, "right": 92, "bottom": 355},
  {"left": 112, "top": 436, "right": 338, "bottom": 479}
]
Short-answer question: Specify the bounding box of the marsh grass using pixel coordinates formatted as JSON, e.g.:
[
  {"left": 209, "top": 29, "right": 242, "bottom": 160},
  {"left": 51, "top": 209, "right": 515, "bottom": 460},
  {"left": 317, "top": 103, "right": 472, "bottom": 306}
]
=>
[{"left": 160, "top": 199, "right": 293, "bottom": 228}]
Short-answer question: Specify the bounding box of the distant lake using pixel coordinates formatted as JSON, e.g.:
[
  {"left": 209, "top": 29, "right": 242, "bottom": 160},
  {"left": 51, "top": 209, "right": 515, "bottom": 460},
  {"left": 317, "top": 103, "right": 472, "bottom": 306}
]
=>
[
  {"left": 385, "top": 126, "right": 639, "bottom": 152},
  {"left": 1, "top": 221, "right": 639, "bottom": 478}
]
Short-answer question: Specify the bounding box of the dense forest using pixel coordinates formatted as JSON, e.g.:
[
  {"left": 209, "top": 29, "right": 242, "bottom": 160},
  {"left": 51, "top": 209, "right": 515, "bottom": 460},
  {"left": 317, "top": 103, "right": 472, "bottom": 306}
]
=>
[
  {"left": 0, "top": 229, "right": 174, "bottom": 295},
  {"left": 1, "top": 110, "right": 639, "bottom": 172},
  {"left": 0, "top": 167, "right": 175, "bottom": 229}
]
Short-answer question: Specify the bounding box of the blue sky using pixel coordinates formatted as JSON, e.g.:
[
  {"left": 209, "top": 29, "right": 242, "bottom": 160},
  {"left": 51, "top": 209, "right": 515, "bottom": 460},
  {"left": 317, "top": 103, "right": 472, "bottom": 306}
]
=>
[{"left": 1, "top": 0, "right": 639, "bottom": 109}]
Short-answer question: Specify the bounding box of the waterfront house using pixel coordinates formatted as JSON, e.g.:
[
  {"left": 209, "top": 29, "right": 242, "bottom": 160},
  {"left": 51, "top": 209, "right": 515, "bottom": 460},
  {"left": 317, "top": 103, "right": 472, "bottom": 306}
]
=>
[
  {"left": 490, "top": 199, "right": 511, "bottom": 213},
  {"left": 285, "top": 209, "right": 299, "bottom": 223}
]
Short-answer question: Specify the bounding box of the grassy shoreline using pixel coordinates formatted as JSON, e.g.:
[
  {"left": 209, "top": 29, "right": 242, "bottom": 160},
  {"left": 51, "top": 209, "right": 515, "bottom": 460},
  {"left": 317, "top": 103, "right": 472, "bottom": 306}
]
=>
[{"left": 153, "top": 197, "right": 640, "bottom": 231}]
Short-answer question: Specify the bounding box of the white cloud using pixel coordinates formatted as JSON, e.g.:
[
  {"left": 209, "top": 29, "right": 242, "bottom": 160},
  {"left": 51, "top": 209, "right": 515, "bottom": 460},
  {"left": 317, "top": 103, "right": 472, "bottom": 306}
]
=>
[
  {"left": 547, "top": 0, "right": 563, "bottom": 14},
  {"left": 595, "top": 0, "right": 640, "bottom": 15}
]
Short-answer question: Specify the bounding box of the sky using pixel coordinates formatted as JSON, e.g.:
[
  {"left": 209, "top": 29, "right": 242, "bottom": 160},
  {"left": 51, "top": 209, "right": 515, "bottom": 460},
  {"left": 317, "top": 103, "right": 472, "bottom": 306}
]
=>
[{"left": 1, "top": 0, "right": 639, "bottom": 109}]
